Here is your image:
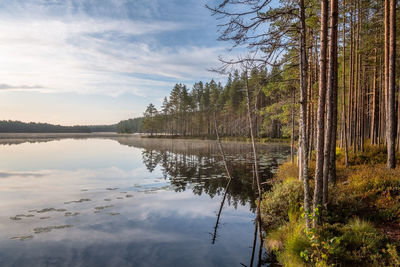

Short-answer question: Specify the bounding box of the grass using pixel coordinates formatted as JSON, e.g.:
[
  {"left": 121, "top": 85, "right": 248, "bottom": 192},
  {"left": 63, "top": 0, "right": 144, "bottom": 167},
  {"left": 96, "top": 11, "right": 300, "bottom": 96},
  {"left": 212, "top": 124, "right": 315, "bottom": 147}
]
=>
[{"left": 261, "top": 145, "right": 400, "bottom": 266}]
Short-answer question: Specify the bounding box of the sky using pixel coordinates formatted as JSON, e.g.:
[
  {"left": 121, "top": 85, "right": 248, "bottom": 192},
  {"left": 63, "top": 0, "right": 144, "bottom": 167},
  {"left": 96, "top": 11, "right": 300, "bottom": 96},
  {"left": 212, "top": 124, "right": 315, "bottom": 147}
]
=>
[{"left": 0, "top": 0, "right": 231, "bottom": 125}]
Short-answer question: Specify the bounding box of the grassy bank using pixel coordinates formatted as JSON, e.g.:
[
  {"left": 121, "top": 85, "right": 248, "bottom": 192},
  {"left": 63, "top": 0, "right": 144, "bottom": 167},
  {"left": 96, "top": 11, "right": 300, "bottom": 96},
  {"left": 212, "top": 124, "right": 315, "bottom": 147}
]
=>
[
  {"left": 141, "top": 134, "right": 290, "bottom": 143},
  {"left": 260, "top": 145, "right": 400, "bottom": 266}
]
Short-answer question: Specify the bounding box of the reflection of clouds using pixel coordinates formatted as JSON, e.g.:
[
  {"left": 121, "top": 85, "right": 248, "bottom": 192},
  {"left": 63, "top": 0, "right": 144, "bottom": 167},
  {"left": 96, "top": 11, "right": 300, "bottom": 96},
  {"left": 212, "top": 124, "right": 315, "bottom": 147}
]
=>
[
  {"left": 0, "top": 189, "right": 252, "bottom": 266},
  {"left": 0, "top": 166, "right": 158, "bottom": 190},
  {"left": 0, "top": 165, "right": 250, "bottom": 236},
  {"left": 34, "top": 225, "right": 186, "bottom": 244},
  {"left": 0, "top": 138, "right": 273, "bottom": 266},
  {"left": 0, "top": 166, "right": 165, "bottom": 224},
  {"left": 119, "top": 190, "right": 251, "bottom": 222}
]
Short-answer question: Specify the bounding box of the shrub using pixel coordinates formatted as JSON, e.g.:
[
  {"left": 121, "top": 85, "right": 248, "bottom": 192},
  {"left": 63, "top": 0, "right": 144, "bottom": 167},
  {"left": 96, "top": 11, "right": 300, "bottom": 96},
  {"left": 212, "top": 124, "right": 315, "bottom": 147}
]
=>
[
  {"left": 341, "top": 165, "right": 400, "bottom": 222},
  {"left": 384, "top": 244, "right": 400, "bottom": 266},
  {"left": 275, "top": 161, "right": 299, "bottom": 181},
  {"left": 260, "top": 177, "right": 303, "bottom": 229},
  {"left": 325, "top": 164, "right": 400, "bottom": 224}
]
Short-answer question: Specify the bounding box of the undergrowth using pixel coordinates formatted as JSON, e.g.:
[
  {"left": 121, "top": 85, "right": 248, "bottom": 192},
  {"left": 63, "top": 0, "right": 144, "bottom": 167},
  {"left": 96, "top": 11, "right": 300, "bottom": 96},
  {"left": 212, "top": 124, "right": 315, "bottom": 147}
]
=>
[{"left": 261, "top": 145, "right": 400, "bottom": 266}]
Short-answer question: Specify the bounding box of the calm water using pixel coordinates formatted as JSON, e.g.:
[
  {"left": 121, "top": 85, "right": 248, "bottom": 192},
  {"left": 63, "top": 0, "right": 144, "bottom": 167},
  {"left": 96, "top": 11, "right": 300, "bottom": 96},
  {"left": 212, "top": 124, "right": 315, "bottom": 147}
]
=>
[{"left": 0, "top": 137, "right": 289, "bottom": 267}]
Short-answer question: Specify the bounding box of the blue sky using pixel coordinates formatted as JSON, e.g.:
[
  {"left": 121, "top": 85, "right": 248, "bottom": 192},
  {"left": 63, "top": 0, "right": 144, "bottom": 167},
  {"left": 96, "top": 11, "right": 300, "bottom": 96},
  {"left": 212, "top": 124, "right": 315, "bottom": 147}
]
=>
[{"left": 0, "top": 0, "right": 232, "bottom": 125}]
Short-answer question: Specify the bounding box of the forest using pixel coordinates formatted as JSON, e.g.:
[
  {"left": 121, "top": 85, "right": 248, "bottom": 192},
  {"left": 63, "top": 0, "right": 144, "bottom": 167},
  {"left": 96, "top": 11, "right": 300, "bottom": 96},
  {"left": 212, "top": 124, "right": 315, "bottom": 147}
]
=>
[
  {"left": 116, "top": 117, "right": 144, "bottom": 133},
  {"left": 135, "top": 0, "right": 400, "bottom": 265},
  {"left": 0, "top": 120, "right": 117, "bottom": 133}
]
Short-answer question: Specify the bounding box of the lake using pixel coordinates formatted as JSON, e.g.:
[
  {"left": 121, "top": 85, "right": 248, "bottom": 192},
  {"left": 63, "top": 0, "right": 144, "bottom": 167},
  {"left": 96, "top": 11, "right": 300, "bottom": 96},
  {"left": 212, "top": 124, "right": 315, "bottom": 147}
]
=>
[{"left": 0, "top": 136, "right": 290, "bottom": 267}]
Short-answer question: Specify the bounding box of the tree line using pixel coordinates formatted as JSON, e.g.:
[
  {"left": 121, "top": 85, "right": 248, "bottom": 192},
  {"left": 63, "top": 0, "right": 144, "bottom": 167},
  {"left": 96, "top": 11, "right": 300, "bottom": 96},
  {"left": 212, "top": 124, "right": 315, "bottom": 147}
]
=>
[
  {"left": 116, "top": 117, "right": 143, "bottom": 133},
  {"left": 141, "top": 69, "right": 293, "bottom": 139},
  {"left": 0, "top": 120, "right": 117, "bottom": 133}
]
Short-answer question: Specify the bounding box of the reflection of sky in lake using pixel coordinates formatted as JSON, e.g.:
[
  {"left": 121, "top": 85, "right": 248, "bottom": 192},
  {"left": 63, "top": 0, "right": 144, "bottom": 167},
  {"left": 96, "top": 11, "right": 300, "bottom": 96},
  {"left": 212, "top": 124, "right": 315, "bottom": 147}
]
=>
[{"left": 0, "top": 138, "right": 289, "bottom": 267}]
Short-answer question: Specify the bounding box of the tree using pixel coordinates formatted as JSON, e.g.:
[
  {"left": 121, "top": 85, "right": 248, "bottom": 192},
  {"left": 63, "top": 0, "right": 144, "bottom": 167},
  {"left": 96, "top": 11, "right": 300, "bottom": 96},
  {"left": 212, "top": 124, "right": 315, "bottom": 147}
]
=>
[
  {"left": 386, "top": 0, "right": 396, "bottom": 168},
  {"left": 313, "top": 0, "right": 329, "bottom": 227},
  {"left": 161, "top": 97, "right": 170, "bottom": 135},
  {"left": 323, "top": 0, "right": 339, "bottom": 205},
  {"left": 169, "top": 84, "right": 181, "bottom": 135},
  {"left": 298, "top": 0, "right": 311, "bottom": 229},
  {"left": 143, "top": 103, "right": 158, "bottom": 135}
]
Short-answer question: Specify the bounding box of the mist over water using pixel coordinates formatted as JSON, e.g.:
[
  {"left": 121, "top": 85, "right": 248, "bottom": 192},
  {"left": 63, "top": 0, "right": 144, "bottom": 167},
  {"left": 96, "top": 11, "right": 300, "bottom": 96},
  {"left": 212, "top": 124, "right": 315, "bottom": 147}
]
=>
[{"left": 0, "top": 137, "right": 289, "bottom": 267}]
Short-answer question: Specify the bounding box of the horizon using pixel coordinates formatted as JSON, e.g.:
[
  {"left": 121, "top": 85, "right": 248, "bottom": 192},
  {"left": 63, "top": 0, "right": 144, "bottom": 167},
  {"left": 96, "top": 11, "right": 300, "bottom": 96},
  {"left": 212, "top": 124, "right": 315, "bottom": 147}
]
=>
[{"left": 0, "top": 0, "right": 231, "bottom": 126}]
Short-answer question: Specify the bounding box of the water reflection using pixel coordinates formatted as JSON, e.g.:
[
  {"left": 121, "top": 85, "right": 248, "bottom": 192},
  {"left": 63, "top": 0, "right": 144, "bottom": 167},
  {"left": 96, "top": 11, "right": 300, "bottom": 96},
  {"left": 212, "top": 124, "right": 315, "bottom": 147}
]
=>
[
  {"left": 0, "top": 137, "right": 289, "bottom": 267},
  {"left": 135, "top": 138, "right": 288, "bottom": 211}
]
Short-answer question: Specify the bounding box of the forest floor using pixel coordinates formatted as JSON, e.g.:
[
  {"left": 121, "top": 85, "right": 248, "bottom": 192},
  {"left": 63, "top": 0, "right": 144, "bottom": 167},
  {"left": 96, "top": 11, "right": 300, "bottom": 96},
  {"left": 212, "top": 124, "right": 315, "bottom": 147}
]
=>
[{"left": 260, "top": 145, "right": 400, "bottom": 266}]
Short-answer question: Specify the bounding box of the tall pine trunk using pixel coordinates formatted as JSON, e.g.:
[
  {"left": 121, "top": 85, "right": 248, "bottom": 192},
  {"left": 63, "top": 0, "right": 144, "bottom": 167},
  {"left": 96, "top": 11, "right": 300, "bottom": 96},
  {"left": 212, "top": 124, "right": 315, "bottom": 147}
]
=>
[
  {"left": 313, "top": 0, "right": 328, "bottom": 226},
  {"left": 323, "top": 0, "right": 339, "bottom": 205},
  {"left": 342, "top": 0, "right": 349, "bottom": 168},
  {"left": 386, "top": 0, "right": 396, "bottom": 168},
  {"left": 299, "top": 0, "right": 311, "bottom": 229},
  {"left": 329, "top": 0, "right": 339, "bottom": 184}
]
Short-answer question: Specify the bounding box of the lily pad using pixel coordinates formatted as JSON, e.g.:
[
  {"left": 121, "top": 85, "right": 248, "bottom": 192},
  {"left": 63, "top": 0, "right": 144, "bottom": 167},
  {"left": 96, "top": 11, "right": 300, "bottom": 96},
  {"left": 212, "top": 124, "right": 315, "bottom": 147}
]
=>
[
  {"left": 64, "top": 199, "right": 91, "bottom": 204},
  {"left": 36, "top": 208, "right": 56, "bottom": 213},
  {"left": 33, "top": 225, "right": 73, "bottom": 234},
  {"left": 94, "top": 205, "right": 113, "bottom": 211},
  {"left": 64, "top": 212, "right": 79, "bottom": 217},
  {"left": 10, "top": 235, "right": 33, "bottom": 241}
]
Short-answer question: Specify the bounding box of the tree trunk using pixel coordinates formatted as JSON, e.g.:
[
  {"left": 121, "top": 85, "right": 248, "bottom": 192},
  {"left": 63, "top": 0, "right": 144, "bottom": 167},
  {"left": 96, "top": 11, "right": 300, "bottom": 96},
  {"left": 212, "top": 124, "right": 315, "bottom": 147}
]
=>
[
  {"left": 244, "top": 73, "right": 264, "bottom": 261},
  {"left": 291, "top": 89, "right": 295, "bottom": 164},
  {"left": 299, "top": 0, "right": 311, "bottom": 229},
  {"left": 386, "top": 0, "right": 396, "bottom": 168},
  {"left": 342, "top": 0, "right": 349, "bottom": 168},
  {"left": 371, "top": 47, "right": 379, "bottom": 145},
  {"left": 323, "top": 0, "right": 339, "bottom": 205},
  {"left": 313, "top": 0, "right": 328, "bottom": 227},
  {"left": 329, "top": 0, "right": 339, "bottom": 184},
  {"left": 349, "top": 4, "right": 354, "bottom": 148}
]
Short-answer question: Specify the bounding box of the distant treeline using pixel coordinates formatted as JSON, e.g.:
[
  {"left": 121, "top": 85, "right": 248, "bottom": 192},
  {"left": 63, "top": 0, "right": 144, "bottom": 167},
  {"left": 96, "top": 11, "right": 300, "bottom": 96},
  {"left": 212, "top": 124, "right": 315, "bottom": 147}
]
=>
[
  {"left": 88, "top": 125, "right": 118, "bottom": 132},
  {"left": 139, "top": 70, "right": 289, "bottom": 138},
  {"left": 0, "top": 120, "right": 117, "bottom": 133},
  {"left": 116, "top": 117, "right": 143, "bottom": 133}
]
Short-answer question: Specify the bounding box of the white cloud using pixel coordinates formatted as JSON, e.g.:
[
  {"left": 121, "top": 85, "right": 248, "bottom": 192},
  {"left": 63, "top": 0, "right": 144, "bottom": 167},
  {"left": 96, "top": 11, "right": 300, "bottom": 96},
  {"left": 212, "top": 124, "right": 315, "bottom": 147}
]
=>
[{"left": 0, "top": 13, "right": 227, "bottom": 97}]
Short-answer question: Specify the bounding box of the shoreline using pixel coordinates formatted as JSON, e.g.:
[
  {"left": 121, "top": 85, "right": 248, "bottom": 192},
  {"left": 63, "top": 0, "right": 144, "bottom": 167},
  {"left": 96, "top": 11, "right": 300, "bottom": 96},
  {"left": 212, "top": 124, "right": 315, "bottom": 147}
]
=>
[
  {"left": 0, "top": 132, "right": 134, "bottom": 139},
  {"left": 140, "top": 134, "right": 291, "bottom": 144},
  {"left": 0, "top": 133, "right": 291, "bottom": 146}
]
